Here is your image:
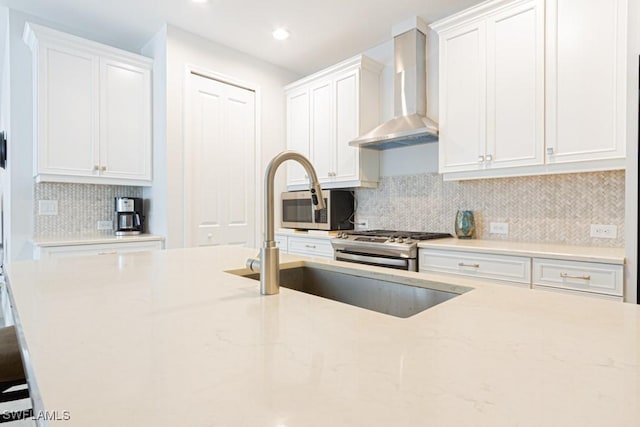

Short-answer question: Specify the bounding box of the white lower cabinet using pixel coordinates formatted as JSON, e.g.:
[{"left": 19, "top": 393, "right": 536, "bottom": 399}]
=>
[
  {"left": 419, "top": 247, "right": 624, "bottom": 300},
  {"left": 34, "top": 240, "right": 164, "bottom": 260},
  {"left": 532, "top": 258, "right": 623, "bottom": 300},
  {"left": 419, "top": 248, "right": 531, "bottom": 287},
  {"left": 275, "top": 233, "right": 334, "bottom": 260}
]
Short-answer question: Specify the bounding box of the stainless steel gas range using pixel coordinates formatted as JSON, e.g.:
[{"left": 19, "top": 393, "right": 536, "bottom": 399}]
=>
[{"left": 331, "top": 230, "right": 452, "bottom": 271}]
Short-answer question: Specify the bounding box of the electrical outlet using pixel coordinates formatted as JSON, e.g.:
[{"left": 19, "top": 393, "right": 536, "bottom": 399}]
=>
[
  {"left": 489, "top": 222, "right": 509, "bottom": 235},
  {"left": 97, "top": 220, "right": 113, "bottom": 230},
  {"left": 38, "top": 200, "right": 58, "bottom": 215},
  {"left": 356, "top": 218, "right": 369, "bottom": 229},
  {"left": 590, "top": 224, "right": 617, "bottom": 239}
]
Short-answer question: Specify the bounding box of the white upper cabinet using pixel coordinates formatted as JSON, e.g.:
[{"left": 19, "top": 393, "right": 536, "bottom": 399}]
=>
[
  {"left": 285, "top": 55, "right": 383, "bottom": 190},
  {"left": 24, "top": 23, "right": 153, "bottom": 186},
  {"left": 545, "top": 0, "right": 627, "bottom": 164},
  {"left": 435, "top": 0, "right": 544, "bottom": 175},
  {"left": 433, "top": 0, "right": 626, "bottom": 180}
]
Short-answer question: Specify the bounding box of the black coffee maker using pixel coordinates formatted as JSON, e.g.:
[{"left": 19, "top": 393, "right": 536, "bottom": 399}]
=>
[{"left": 114, "top": 197, "right": 143, "bottom": 236}]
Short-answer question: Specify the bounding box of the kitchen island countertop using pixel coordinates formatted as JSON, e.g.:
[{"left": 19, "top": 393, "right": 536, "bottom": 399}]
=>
[{"left": 5, "top": 246, "right": 640, "bottom": 426}]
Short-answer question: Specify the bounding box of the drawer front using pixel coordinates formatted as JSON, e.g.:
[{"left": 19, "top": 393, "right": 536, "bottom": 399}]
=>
[
  {"left": 420, "top": 249, "right": 531, "bottom": 285},
  {"left": 274, "top": 234, "right": 288, "bottom": 253},
  {"left": 532, "top": 258, "right": 623, "bottom": 297},
  {"left": 287, "top": 237, "right": 334, "bottom": 259}
]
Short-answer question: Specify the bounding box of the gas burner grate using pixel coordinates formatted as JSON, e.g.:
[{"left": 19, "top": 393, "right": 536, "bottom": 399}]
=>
[{"left": 350, "top": 230, "right": 452, "bottom": 240}]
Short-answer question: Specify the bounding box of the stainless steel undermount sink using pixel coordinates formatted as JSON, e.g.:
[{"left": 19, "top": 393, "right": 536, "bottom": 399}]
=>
[{"left": 229, "top": 263, "right": 472, "bottom": 318}]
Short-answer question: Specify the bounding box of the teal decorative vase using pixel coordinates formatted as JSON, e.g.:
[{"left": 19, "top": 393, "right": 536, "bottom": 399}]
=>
[{"left": 455, "top": 210, "right": 475, "bottom": 239}]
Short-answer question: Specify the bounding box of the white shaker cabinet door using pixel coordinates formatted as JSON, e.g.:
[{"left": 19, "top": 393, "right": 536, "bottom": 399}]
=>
[
  {"left": 545, "top": 0, "right": 627, "bottom": 163},
  {"left": 486, "top": 0, "right": 544, "bottom": 169},
  {"left": 99, "top": 58, "right": 152, "bottom": 181},
  {"left": 438, "top": 21, "right": 486, "bottom": 173},
  {"left": 333, "top": 69, "right": 359, "bottom": 183},
  {"left": 310, "top": 80, "right": 333, "bottom": 182},
  {"left": 37, "top": 44, "right": 99, "bottom": 176},
  {"left": 286, "top": 88, "right": 311, "bottom": 187}
]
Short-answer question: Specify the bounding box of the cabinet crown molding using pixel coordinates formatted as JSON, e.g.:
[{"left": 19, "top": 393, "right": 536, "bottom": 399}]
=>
[
  {"left": 23, "top": 22, "right": 153, "bottom": 66},
  {"left": 430, "top": 0, "right": 533, "bottom": 33},
  {"left": 285, "top": 54, "right": 383, "bottom": 92}
]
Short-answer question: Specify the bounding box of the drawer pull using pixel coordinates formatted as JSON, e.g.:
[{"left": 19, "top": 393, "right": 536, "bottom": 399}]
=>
[
  {"left": 458, "top": 262, "right": 480, "bottom": 268},
  {"left": 560, "top": 272, "right": 591, "bottom": 280},
  {"left": 98, "top": 251, "right": 118, "bottom": 255},
  {"left": 304, "top": 244, "right": 316, "bottom": 249}
]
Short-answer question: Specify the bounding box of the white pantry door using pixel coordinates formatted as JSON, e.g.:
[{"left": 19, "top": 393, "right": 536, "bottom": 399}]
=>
[{"left": 186, "top": 73, "right": 256, "bottom": 247}]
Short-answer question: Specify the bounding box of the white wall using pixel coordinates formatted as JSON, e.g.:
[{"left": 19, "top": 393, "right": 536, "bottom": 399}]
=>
[
  {"left": 0, "top": 7, "right": 8, "bottom": 257},
  {"left": 141, "top": 26, "right": 168, "bottom": 242},
  {"left": 157, "top": 25, "right": 299, "bottom": 248},
  {"left": 363, "top": 29, "right": 440, "bottom": 177},
  {"left": 4, "top": 9, "right": 35, "bottom": 261},
  {"left": 624, "top": 0, "right": 639, "bottom": 303}
]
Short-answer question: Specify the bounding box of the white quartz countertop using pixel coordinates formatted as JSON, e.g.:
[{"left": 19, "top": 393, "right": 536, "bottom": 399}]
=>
[
  {"left": 418, "top": 238, "right": 626, "bottom": 264},
  {"left": 31, "top": 234, "right": 165, "bottom": 247},
  {"left": 275, "top": 228, "right": 338, "bottom": 240},
  {"left": 5, "top": 246, "right": 640, "bottom": 426}
]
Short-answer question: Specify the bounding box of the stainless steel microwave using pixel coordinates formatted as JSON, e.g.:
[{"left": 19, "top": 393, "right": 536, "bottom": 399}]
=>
[{"left": 281, "top": 190, "right": 355, "bottom": 231}]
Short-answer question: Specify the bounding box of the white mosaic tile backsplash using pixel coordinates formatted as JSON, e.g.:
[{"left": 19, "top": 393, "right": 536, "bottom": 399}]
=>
[
  {"left": 354, "top": 171, "right": 625, "bottom": 247},
  {"left": 34, "top": 183, "right": 143, "bottom": 237}
]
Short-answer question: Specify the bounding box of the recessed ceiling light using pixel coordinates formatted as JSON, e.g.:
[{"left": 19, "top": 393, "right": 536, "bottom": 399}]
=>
[{"left": 272, "top": 28, "right": 290, "bottom": 41}]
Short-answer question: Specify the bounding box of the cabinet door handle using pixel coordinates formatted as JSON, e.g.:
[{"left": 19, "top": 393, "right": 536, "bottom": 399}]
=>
[
  {"left": 478, "top": 155, "right": 485, "bottom": 163},
  {"left": 100, "top": 165, "right": 107, "bottom": 171},
  {"left": 485, "top": 154, "right": 493, "bottom": 162},
  {"left": 546, "top": 147, "right": 554, "bottom": 155},
  {"left": 93, "top": 165, "right": 100, "bottom": 171},
  {"left": 458, "top": 262, "right": 480, "bottom": 268},
  {"left": 305, "top": 244, "right": 316, "bottom": 249},
  {"left": 560, "top": 272, "right": 591, "bottom": 280}
]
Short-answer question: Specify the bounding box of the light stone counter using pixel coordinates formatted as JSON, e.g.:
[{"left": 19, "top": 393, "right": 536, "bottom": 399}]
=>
[
  {"left": 418, "top": 238, "right": 625, "bottom": 264},
  {"left": 5, "top": 246, "right": 640, "bottom": 426},
  {"left": 32, "top": 234, "right": 165, "bottom": 247}
]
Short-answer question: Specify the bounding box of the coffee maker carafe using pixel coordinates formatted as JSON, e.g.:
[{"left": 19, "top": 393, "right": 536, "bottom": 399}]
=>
[{"left": 114, "top": 197, "right": 143, "bottom": 236}]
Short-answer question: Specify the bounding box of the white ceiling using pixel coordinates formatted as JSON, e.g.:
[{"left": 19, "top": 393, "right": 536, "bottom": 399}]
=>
[{"left": 0, "top": 0, "right": 484, "bottom": 75}]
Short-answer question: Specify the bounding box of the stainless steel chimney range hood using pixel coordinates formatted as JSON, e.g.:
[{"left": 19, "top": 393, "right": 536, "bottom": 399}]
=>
[{"left": 350, "top": 25, "right": 438, "bottom": 150}]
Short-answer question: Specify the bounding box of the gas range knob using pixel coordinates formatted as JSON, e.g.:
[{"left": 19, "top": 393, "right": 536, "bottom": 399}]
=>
[
  {"left": 388, "top": 238, "right": 395, "bottom": 243},
  {"left": 341, "top": 233, "right": 349, "bottom": 239},
  {"left": 396, "top": 238, "right": 404, "bottom": 243}
]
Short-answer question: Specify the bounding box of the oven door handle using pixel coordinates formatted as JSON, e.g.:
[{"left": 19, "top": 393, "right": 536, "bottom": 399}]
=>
[{"left": 335, "top": 252, "right": 409, "bottom": 268}]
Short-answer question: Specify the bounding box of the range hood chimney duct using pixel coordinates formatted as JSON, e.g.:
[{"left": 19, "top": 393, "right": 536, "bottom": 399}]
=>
[{"left": 350, "top": 26, "right": 438, "bottom": 150}]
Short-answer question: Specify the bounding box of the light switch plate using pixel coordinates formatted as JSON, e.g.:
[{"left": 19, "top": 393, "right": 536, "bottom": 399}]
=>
[
  {"left": 38, "top": 200, "right": 58, "bottom": 216},
  {"left": 97, "top": 221, "right": 113, "bottom": 230}
]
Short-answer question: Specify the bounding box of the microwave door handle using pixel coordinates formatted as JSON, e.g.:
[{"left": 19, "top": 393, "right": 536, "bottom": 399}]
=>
[{"left": 135, "top": 213, "right": 141, "bottom": 227}]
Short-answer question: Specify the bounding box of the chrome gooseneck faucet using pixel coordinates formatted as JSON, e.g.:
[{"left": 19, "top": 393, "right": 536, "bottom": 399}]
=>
[{"left": 247, "top": 151, "right": 325, "bottom": 295}]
